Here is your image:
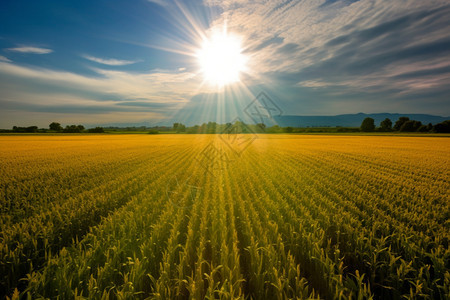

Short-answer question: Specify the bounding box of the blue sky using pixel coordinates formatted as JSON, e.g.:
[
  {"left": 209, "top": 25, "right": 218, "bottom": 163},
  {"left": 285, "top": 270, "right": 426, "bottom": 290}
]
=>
[{"left": 1, "top": 0, "right": 449, "bottom": 127}]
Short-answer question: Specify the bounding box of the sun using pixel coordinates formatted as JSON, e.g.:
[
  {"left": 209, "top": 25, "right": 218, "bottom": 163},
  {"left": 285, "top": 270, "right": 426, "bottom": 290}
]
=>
[{"left": 196, "top": 30, "right": 247, "bottom": 87}]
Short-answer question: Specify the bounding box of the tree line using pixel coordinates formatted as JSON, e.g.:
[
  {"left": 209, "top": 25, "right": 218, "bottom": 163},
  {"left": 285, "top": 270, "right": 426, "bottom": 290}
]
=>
[
  {"left": 5, "top": 118, "right": 450, "bottom": 134},
  {"left": 169, "top": 118, "right": 450, "bottom": 134},
  {"left": 360, "top": 117, "right": 450, "bottom": 133},
  {"left": 8, "top": 122, "right": 105, "bottom": 133}
]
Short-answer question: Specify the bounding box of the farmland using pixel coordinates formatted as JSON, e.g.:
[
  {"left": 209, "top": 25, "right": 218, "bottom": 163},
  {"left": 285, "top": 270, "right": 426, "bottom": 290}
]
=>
[{"left": 0, "top": 134, "right": 449, "bottom": 299}]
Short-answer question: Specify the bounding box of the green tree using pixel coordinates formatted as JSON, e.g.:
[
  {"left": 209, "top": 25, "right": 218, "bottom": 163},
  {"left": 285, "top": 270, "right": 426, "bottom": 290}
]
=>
[
  {"left": 88, "top": 127, "right": 105, "bottom": 133},
  {"left": 26, "top": 126, "right": 38, "bottom": 133},
  {"left": 433, "top": 120, "right": 450, "bottom": 133},
  {"left": 172, "top": 123, "right": 185, "bottom": 133},
  {"left": 393, "top": 117, "right": 409, "bottom": 131},
  {"left": 417, "top": 125, "right": 429, "bottom": 132},
  {"left": 63, "top": 125, "right": 85, "bottom": 133},
  {"left": 49, "top": 122, "right": 63, "bottom": 132},
  {"left": 267, "top": 125, "right": 282, "bottom": 133},
  {"left": 11, "top": 126, "right": 39, "bottom": 133},
  {"left": 206, "top": 122, "right": 217, "bottom": 134},
  {"left": 187, "top": 125, "right": 199, "bottom": 134},
  {"left": 360, "top": 117, "right": 375, "bottom": 132},
  {"left": 379, "top": 118, "right": 392, "bottom": 131},
  {"left": 399, "top": 120, "right": 422, "bottom": 132},
  {"left": 256, "top": 123, "right": 266, "bottom": 130},
  {"left": 284, "top": 126, "right": 294, "bottom": 133}
]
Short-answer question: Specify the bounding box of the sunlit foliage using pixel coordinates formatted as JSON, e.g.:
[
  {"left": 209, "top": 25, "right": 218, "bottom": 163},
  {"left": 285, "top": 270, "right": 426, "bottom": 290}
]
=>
[{"left": 0, "top": 135, "right": 448, "bottom": 299}]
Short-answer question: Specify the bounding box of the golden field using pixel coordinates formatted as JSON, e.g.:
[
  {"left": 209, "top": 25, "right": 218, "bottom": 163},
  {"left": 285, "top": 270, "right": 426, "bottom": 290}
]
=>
[{"left": 0, "top": 134, "right": 449, "bottom": 299}]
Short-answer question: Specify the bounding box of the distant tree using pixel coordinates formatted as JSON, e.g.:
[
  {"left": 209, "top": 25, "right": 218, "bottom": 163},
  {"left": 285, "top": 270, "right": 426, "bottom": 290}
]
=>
[
  {"left": 284, "top": 126, "right": 294, "bottom": 133},
  {"left": 172, "top": 123, "right": 186, "bottom": 133},
  {"left": 337, "top": 127, "right": 360, "bottom": 133},
  {"left": 399, "top": 120, "right": 422, "bottom": 132},
  {"left": 63, "top": 125, "right": 76, "bottom": 133},
  {"left": 416, "top": 125, "right": 429, "bottom": 132},
  {"left": 88, "top": 127, "right": 105, "bottom": 133},
  {"left": 147, "top": 129, "right": 159, "bottom": 134},
  {"left": 233, "top": 120, "right": 244, "bottom": 127},
  {"left": 49, "top": 122, "right": 63, "bottom": 132},
  {"left": 256, "top": 123, "right": 266, "bottom": 131},
  {"left": 198, "top": 123, "right": 206, "bottom": 133},
  {"left": 13, "top": 126, "right": 39, "bottom": 133},
  {"left": 267, "top": 125, "right": 282, "bottom": 133},
  {"left": 63, "top": 124, "right": 85, "bottom": 133},
  {"left": 187, "top": 125, "right": 200, "bottom": 134},
  {"left": 433, "top": 120, "right": 450, "bottom": 133},
  {"left": 393, "top": 117, "right": 409, "bottom": 131},
  {"left": 230, "top": 120, "right": 246, "bottom": 133},
  {"left": 360, "top": 117, "right": 375, "bottom": 132},
  {"left": 379, "top": 118, "right": 392, "bottom": 131},
  {"left": 29, "top": 126, "right": 38, "bottom": 133},
  {"left": 206, "top": 122, "right": 217, "bottom": 134}
]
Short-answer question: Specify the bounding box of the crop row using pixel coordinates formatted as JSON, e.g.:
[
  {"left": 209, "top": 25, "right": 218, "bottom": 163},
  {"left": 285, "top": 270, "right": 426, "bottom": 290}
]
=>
[{"left": 0, "top": 135, "right": 448, "bottom": 299}]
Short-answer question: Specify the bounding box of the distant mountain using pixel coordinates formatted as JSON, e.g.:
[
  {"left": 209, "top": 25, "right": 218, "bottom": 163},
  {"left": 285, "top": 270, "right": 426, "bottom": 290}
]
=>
[{"left": 273, "top": 113, "right": 450, "bottom": 127}]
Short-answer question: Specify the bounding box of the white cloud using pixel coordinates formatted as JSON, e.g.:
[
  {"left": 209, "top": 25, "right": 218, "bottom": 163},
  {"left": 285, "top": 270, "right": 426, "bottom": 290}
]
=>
[
  {"left": 0, "top": 60, "right": 208, "bottom": 127},
  {"left": 297, "top": 80, "right": 333, "bottom": 88},
  {"left": 0, "top": 61, "right": 202, "bottom": 108},
  {"left": 6, "top": 46, "right": 53, "bottom": 54},
  {"left": 200, "top": 0, "right": 450, "bottom": 103},
  {"left": 82, "top": 55, "right": 139, "bottom": 66},
  {"left": 0, "top": 55, "right": 11, "bottom": 62}
]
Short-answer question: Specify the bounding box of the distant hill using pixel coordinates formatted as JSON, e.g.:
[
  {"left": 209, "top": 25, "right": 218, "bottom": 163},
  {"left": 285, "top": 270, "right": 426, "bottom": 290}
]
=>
[{"left": 274, "top": 113, "right": 450, "bottom": 127}]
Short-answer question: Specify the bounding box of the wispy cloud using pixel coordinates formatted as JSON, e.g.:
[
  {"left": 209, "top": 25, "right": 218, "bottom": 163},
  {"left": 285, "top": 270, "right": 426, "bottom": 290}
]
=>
[
  {"left": 0, "top": 55, "right": 11, "bottom": 62},
  {"left": 82, "top": 55, "right": 140, "bottom": 66},
  {"left": 6, "top": 46, "right": 53, "bottom": 54},
  {"left": 0, "top": 60, "right": 202, "bottom": 127},
  {"left": 209, "top": 0, "right": 450, "bottom": 97},
  {"left": 147, "top": 0, "right": 169, "bottom": 7}
]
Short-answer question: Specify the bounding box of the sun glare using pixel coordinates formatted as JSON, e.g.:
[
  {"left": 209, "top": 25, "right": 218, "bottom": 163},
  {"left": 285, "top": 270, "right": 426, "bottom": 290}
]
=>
[{"left": 197, "top": 30, "right": 247, "bottom": 87}]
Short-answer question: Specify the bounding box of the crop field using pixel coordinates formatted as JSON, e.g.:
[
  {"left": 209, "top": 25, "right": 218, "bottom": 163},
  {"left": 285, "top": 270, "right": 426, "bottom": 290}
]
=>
[{"left": 0, "top": 134, "right": 449, "bottom": 299}]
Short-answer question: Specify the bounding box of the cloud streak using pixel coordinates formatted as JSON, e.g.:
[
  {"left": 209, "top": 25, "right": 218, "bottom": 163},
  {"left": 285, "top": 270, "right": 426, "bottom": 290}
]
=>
[
  {"left": 208, "top": 0, "right": 450, "bottom": 105},
  {"left": 0, "top": 60, "right": 204, "bottom": 126},
  {"left": 82, "top": 55, "right": 140, "bottom": 66},
  {"left": 0, "top": 55, "right": 11, "bottom": 62},
  {"left": 147, "top": 0, "right": 169, "bottom": 7},
  {"left": 6, "top": 46, "right": 53, "bottom": 54}
]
